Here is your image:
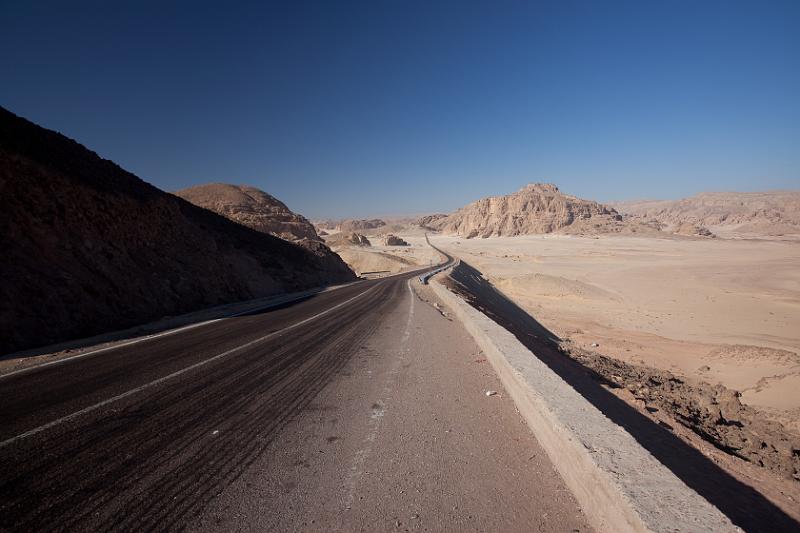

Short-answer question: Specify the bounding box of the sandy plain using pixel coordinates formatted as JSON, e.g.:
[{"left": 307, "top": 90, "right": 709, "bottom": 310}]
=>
[
  {"left": 324, "top": 230, "right": 440, "bottom": 277},
  {"left": 429, "top": 233, "right": 800, "bottom": 433}
]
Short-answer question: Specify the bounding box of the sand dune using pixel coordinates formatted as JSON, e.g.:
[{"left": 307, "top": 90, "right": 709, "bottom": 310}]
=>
[{"left": 324, "top": 232, "right": 439, "bottom": 277}]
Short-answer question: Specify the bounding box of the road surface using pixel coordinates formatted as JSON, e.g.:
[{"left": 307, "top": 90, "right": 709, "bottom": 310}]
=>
[{"left": 0, "top": 268, "right": 592, "bottom": 532}]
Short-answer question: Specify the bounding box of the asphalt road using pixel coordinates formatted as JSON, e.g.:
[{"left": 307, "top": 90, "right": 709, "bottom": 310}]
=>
[{"left": 0, "top": 267, "right": 591, "bottom": 532}]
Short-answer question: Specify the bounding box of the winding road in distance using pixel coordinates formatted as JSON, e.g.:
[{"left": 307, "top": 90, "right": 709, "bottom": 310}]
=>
[{"left": 0, "top": 256, "right": 592, "bottom": 532}]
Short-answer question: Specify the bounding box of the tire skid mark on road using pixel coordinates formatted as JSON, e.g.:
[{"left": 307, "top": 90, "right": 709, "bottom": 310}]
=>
[
  {"left": 123, "top": 317, "right": 382, "bottom": 532},
  {"left": 1, "top": 281, "right": 399, "bottom": 532},
  {"left": 2, "top": 288, "right": 376, "bottom": 528},
  {"left": 0, "top": 284, "right": 381, "bottom": 450},
  {"left": 0, "top": 286, "right": 366, "bottom": 433},
  {"left": 0, "top": 285, "right": 355, "bottom": 381}
]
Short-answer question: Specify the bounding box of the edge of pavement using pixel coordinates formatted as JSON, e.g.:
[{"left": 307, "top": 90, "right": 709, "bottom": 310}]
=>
[
  {"left": 428, "top": 271, "right": 740, "bottom": 533},
  {"left": 0, "top": 246, "right": 448, "bottom": 379},
  {"left": 0, "top": 283, "right": 353, "bottom": 379}
]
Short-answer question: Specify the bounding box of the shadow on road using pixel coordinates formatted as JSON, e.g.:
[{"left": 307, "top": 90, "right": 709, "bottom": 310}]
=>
[{"left": 446, "top": 260, "right": 799, "bottom": 533}]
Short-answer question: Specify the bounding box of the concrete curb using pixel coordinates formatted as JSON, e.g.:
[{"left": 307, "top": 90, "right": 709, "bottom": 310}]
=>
[{"left": 429, "top": 278, "right": 739, "bottom": 533}]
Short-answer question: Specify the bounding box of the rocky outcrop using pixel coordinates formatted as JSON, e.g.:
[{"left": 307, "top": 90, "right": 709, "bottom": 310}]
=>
[
  {"left": 612, "top": 192, "right": 800, "bottom": 235},
  {"left": 417, "top": 214, "right": 448, "bottom": 230},
  {"left": 429, "top": 183, "right": 624, "bottom": 237},
  {"left": 174, "top": 183, "right": 352, "bottom": 277},
  {"left": 325, "top": 232, "right": 371, "bottom": 248},
  {"left": 382, "top": 234, "right": 409, "bottom": 246},
  {"left": 174, "top": 183, "right": 320, "bottom": 242},
  {"left": 0, "top": 106, "right": 356, "bottom": 355},
  {"left": 675, "top": 223, "right": 715, "bottom": 238},
  {"left": 338, "top": 218, "right": 386, "bottom": 232},
  {"left": 312, "top": 219, "right": 339, "bottom": 230}
]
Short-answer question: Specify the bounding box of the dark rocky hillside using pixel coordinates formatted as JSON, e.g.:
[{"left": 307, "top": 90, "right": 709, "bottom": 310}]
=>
[{"left": 0, "top": 107, "right": 355, "bottom": 354}]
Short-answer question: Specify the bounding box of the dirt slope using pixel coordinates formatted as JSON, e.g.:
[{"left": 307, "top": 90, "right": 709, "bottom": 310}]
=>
[{"left": 0, "top": 106, "right": 355, "bottom": 354}]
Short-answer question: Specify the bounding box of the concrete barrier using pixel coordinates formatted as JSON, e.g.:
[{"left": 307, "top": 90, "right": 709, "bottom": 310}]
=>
[
  {"left": 430, "top": 277, "right": 738, "bottom": 533},
  {"left": 418, "top": 235, "right": 456, "bottom": 284},
  {"left": 418, "top": 260, "right": 456, "bottom": 284}
]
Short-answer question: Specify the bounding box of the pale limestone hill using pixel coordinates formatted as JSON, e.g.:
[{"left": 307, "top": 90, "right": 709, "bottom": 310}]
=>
[{"left": 429, "top": 183, "right": 627, "bottom": 238}]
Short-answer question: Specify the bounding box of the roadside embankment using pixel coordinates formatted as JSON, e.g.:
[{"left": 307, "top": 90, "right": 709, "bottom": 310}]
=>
[{"left": 429, "top": 260, "right": 800, "bottom": 532}]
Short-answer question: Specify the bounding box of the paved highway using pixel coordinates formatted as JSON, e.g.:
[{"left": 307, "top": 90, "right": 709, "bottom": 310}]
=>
[{"left": 0, "top": 265, "right": 591, "bottom": 532}]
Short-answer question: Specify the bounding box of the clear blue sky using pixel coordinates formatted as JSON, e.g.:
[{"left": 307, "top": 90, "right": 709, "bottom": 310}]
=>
[{"left": 2, "top": 1, "right": 798, "bottom": 218}]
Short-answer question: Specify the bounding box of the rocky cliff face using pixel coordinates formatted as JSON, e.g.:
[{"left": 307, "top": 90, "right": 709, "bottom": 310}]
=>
[
  {"left": 612, "top": 191, "right": 800, "bottom": 235},
  {"left": 429, "top": 183, "right": 624, "bottom": 237},
  {"left": 174, "top": 183, "right": 320, "bottom": 242},
  {"left": 0, "top": 107, "right": 356, "bottom": 355},
  {"left": 417, "top": 214, "right": 448, "bottom": 230}
]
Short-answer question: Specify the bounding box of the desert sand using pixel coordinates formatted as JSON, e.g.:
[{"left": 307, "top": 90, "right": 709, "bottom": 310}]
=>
[
  {"left": 324, "top": 228, "right": 439, "bottom": 277},
  {"left": 430, "top": 233, "right": 800, "bottom": 433}
]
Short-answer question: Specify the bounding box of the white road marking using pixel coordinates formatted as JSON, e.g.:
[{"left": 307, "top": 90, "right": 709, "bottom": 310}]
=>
[
  {"left": 0, "top": 288, "right": 331, "bottom": 380},
  {"left": 0, "top": 283, "right": 381, "bottom": 449},
  {"left": 401, "top": 278, "right": 416, "bottom": 343},
  {"left": 1, "top": 318, "right": 224, "bottom": 380}
]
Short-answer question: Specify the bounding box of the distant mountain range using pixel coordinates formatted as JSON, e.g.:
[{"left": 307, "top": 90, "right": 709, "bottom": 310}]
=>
[
  {"left": 610, "top": 191, "right": 800, "bottom": 236},
  {"left": 419, "top": 184, "right": 800, "bottom": 238}
]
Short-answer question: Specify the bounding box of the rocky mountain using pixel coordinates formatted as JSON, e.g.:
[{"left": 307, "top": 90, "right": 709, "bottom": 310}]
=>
[
  {"left": 612, "top": 191, "right": 800, "bottom": 236},
  {"left": 338, "top": 218, "right": 386, "bottom": 232},
  {"left": 174, "top": 183, "right": 320, "bottom": 242},
  {"left": 382, "top": 234, "right": 409, "bottom": 246},
  {"left": 0, "top": 106, "right": 355, "bottom": 355},
  {"left": 428, "top": 183, "right": 626, "bottom": 237}
]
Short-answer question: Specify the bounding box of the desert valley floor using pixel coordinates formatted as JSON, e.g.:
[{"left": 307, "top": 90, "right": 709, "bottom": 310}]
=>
[{"left": 427, "top": 233, "right": 800, "bottom": 434}]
